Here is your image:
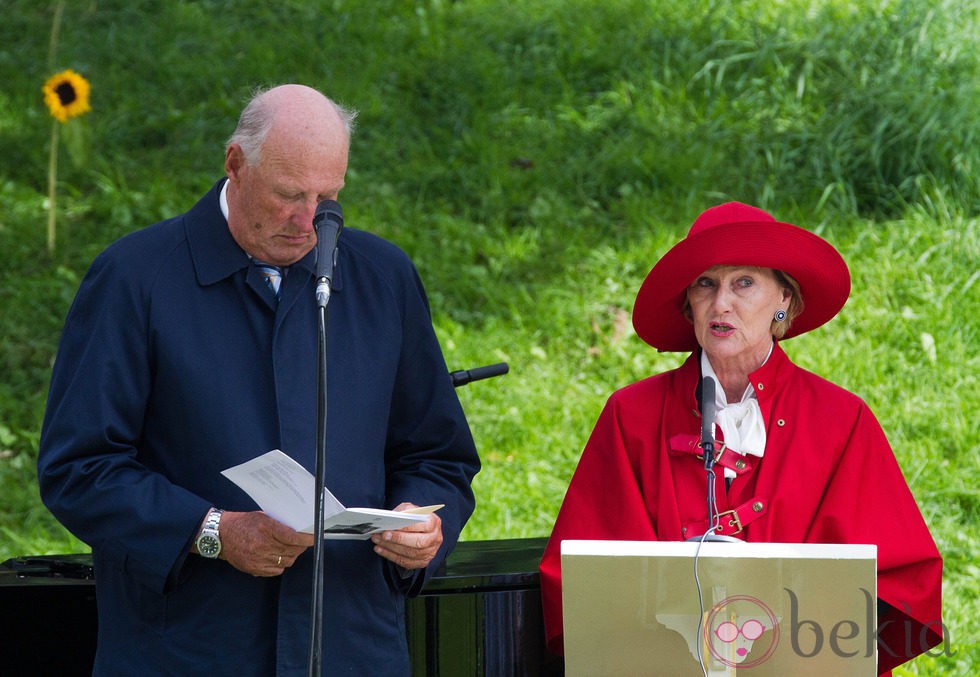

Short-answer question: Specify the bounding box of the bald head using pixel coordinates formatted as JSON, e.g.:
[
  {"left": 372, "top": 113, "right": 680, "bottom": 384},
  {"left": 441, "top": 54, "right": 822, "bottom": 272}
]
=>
[{"left": 228, "top": 84, "right": 356, "bottom": 166}]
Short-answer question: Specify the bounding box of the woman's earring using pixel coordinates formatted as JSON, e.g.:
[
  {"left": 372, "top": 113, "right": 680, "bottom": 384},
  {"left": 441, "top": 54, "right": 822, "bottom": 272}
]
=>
[{"left": 774, "top": 309, "right": 787, "bottom": 322}]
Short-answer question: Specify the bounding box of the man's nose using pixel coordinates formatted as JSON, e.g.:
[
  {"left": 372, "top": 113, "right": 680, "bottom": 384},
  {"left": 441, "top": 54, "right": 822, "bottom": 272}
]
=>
[{"left": 293, "top": 200, "right": 318, "bottom": 231}]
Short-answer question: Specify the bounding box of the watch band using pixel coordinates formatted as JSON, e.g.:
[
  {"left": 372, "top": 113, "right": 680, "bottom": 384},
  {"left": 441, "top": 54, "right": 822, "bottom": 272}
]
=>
[
  {"left": 202, "top": 507, "right": 223, "bottom": 533},
  {"left": 196, "top": 508, "right": 224, "bottom": 558}
]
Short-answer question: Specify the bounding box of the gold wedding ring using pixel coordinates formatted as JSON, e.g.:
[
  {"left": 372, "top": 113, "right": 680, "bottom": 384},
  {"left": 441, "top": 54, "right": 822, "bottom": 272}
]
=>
[{"left": 276, "top": 554, "right": 283, "bottom": 567}]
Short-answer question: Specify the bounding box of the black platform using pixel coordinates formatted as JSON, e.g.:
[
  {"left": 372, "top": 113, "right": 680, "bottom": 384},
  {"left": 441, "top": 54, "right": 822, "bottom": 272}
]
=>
[{"left": 1, "top": 538, "right": 561, "bottom": 676}]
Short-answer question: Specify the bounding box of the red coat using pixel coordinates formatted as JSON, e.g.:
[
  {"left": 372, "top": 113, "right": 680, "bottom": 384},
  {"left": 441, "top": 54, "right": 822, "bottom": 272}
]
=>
[{"left": 539, "top": 344, "right": 943, "bottom": 674}]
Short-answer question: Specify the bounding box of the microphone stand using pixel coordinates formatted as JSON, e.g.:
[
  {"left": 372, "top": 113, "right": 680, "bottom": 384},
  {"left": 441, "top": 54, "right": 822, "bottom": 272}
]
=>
[
  {"left": 689, "top": 375, "right": 738, "bottom": 676},
  {"left": 308, "top": 302, "right": 329, "bottom": 677},
  {"left": 687, "top": 376, "right": 740, "bottom": 544},
  {"left": 308, "top": 201, "right": 343, "bottom": 677}
]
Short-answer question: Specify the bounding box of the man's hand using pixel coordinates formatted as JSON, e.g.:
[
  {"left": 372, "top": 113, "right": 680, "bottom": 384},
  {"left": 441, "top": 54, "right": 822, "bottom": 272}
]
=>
[
  {"left": 214, "top": 510, "right": 315, "bottom": 577},
  {"left": 370, "top": 502, "right": 443, "bottom": 570}
]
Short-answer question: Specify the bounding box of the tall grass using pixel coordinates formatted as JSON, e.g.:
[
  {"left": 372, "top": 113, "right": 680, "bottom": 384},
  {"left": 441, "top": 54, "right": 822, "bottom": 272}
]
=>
[{"left": 1, "top": 0, "right": 977, "bottom": 673}]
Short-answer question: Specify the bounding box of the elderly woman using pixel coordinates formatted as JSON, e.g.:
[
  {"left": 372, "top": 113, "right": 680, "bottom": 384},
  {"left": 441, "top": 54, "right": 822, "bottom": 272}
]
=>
[{"left": 539, "top": 202, "right": 943, "bottom": 674}]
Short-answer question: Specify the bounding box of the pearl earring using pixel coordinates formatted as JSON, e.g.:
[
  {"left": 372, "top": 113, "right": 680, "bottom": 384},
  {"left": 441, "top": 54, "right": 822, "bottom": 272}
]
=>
[{"left": 774, "top": 309, "right": 787, "bottom": 322}]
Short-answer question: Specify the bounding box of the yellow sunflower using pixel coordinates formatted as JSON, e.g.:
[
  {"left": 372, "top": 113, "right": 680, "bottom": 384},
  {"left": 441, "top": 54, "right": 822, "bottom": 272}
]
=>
[{"left": 43, "top": 69, "right": 91, "bottom": 123}]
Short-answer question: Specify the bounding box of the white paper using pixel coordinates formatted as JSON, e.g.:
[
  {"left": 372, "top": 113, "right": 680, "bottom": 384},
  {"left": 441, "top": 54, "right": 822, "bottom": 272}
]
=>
[{"left": 221, "top": 449, "right": 431, "bottom": 539}]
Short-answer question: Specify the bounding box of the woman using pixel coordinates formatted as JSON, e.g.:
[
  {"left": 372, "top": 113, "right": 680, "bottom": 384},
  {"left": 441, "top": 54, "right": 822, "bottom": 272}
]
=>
[{"left": 539, "top": 202, "right": 943, "bottom": 674}]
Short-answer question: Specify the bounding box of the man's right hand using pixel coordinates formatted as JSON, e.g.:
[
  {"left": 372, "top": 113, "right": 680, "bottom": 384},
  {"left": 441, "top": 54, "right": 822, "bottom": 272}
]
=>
[{"left": 216, "top": 510, "right": 315, "bottom": 576}]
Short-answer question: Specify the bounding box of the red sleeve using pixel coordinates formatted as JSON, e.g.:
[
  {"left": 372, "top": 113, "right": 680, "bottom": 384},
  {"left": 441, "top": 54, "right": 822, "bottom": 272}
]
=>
[
  {"left": 539, "top": 394, "right": 661, "bottom": 655},
  {"left": 805, "top": 403, "right": 944, "bottom": 673}
]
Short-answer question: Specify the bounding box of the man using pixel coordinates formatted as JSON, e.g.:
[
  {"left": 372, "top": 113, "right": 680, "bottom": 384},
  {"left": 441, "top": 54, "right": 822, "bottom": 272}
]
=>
[{"left": 38, "top": 84, "right": 480, "bottom": 675}]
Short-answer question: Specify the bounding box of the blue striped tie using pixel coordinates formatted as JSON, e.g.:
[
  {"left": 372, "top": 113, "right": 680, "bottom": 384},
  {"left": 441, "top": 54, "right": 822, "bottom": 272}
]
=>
[{"left": 253, "top": 260, "right": 283, "bottom": 300}]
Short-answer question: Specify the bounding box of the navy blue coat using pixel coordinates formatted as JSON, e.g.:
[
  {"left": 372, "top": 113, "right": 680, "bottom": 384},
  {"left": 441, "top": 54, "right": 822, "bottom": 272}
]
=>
[{"left": 38, "top": 180, "right": 480, "bottom": 675}]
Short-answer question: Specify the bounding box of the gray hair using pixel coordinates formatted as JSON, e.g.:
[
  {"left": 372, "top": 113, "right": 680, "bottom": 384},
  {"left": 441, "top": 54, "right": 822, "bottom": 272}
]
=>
[
  {"left": 770, "top": 269, "right": 804, "bottom": 339},
  {"left": 226, "top": 86, "right": 358, "bottom": 166}
]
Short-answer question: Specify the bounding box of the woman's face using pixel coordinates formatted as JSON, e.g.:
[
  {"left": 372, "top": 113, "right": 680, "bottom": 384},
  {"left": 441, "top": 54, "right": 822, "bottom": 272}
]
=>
[{"left": 687, "top": 266, "right": 791, "bottom": 372}]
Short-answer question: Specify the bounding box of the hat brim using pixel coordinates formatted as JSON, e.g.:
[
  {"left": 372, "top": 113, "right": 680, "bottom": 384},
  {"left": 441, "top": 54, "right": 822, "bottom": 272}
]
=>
[{"left": 632, "top": 220, "right": 851, "bottom": 352}]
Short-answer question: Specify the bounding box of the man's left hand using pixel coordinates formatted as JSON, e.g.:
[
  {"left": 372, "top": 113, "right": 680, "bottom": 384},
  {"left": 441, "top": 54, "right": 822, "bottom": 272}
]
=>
[{"left": 370, "top": 502, "right": 443, "bottom": 570}]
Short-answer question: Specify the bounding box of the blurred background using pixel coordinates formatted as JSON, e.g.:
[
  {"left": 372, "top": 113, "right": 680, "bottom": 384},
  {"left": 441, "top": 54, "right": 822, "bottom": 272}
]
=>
[{"left": 1, "top": 2, "right": 977, "bottom": 672}]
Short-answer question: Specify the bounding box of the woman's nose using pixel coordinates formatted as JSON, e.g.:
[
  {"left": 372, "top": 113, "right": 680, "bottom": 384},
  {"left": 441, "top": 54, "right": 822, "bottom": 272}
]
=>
[{"left": 711, "top": 287, "right": 735, "bottom": 311}]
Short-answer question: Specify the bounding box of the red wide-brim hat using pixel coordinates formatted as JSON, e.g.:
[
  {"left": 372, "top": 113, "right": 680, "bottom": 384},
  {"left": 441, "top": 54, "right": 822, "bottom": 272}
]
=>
[{"left": 632, "top": 202, "right": 851, "bottom": 352}]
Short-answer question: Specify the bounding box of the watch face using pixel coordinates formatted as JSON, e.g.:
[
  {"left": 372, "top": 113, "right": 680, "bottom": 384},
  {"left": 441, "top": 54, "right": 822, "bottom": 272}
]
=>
[{"left": 198, "top": 535, "right": 221, "bottom": 558}]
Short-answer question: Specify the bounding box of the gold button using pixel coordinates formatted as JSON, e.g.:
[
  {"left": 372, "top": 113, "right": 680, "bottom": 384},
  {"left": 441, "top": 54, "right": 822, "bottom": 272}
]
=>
[
  {"left": 735, "top": 459, "right": 746, "bottom": 470},
  {"left": 752, "top": 501, "right": 764, "bottom": 513},
  {"left": 777, "top": 419, "right": 786, "bottom": 427},
  {"left": 757, "top": 383, "right": 765, "bottom": 390}
]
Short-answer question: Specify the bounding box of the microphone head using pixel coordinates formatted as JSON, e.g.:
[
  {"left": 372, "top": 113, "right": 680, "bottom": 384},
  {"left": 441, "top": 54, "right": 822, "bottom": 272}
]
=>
[
  {"left": 313, "top": 199, "right": 343, "bottom": 232},
  {"left": 700, "top": 376, "right": 716, "bottom": 444}
]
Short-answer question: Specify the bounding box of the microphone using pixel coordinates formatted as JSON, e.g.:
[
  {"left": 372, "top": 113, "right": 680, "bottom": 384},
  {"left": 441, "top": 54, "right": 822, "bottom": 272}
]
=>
[
  {"left": 450, "top": 362, "right": 509, "bottom": 388},
  {"left": 700, "top": 376, "right": 716, "bottom": 468},
  {"left": 313, "top": 199, "right": 344, "bottom": 308},
  {"left": 686, "top": 375, "right": 737, "bottom": 543}
]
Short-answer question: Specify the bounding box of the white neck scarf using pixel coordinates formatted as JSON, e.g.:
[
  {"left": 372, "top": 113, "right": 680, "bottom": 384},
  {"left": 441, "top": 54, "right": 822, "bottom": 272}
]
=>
[{"left": 701, "top": 350, "right": 769, "bottom": 479}]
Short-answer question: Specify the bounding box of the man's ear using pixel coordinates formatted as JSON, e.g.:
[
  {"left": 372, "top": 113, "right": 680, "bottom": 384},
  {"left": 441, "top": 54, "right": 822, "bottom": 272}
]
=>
[{"left": 225, "top": 143, "right": 245, "bottom": 180}]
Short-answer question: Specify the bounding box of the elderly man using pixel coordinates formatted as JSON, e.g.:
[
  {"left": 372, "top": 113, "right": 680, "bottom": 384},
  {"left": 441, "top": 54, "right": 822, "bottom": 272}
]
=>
[{"left": 38, "top": 84, "right": 480, "bottom": 675}]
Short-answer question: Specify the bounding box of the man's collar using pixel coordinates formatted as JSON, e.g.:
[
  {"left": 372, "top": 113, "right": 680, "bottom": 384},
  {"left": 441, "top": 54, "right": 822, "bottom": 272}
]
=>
[
  {"left": 186, "top": 179, "right": 250, "bottom": 287},
  {"left": 219, "top": 178, "right": 230, "bottom": 221}
]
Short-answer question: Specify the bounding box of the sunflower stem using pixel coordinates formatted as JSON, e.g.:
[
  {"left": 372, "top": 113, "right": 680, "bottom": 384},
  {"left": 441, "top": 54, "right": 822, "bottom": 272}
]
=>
[
  {"left": 47, "top": 1, "right": 64, "bottom": 72},
  {"left": 47, "top": 119, "right": 59, "bottom": 254},
  {"left": 46, "top": 0, "right": 65, "bottom": 254}
]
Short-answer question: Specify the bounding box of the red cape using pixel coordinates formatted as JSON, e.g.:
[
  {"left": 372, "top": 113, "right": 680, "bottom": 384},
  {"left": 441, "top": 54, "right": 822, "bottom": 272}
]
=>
[{"left": 539, "top": 345, "right": 943, "bottom": 674}]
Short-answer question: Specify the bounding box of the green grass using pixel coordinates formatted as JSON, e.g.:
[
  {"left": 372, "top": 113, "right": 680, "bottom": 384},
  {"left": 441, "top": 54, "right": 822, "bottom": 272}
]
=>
[{"left": 1, "top": 0, "right": 978, "bottom": 673}]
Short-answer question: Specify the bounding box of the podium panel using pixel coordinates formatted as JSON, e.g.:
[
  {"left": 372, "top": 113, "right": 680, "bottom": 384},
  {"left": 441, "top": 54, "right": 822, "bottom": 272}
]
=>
[{"left": 561, "top": 540, "right": 876, "bottom": 676}]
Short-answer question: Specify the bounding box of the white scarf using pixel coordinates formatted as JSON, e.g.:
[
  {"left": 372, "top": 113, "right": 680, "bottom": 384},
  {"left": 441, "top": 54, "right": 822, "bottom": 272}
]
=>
[{"left": 701, "top": 350, "right": 769, "bottom": 479}]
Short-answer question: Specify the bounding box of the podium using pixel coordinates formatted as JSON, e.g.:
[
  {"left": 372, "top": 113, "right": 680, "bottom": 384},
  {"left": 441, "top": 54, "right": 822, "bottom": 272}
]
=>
[{"left": 561, "top": 540, "right": 877, "bottom": 676}]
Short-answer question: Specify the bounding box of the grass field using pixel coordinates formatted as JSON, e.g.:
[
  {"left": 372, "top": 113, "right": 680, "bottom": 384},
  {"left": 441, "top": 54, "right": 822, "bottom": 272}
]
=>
[{"left": 1, "top": 1, "right": 977, "bottom": 673}]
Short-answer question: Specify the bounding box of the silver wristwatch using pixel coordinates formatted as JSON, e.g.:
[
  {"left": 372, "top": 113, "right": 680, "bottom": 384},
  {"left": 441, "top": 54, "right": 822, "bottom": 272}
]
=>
[{"left": 195, "top": 508, "right": 224, "bottom": 559}]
